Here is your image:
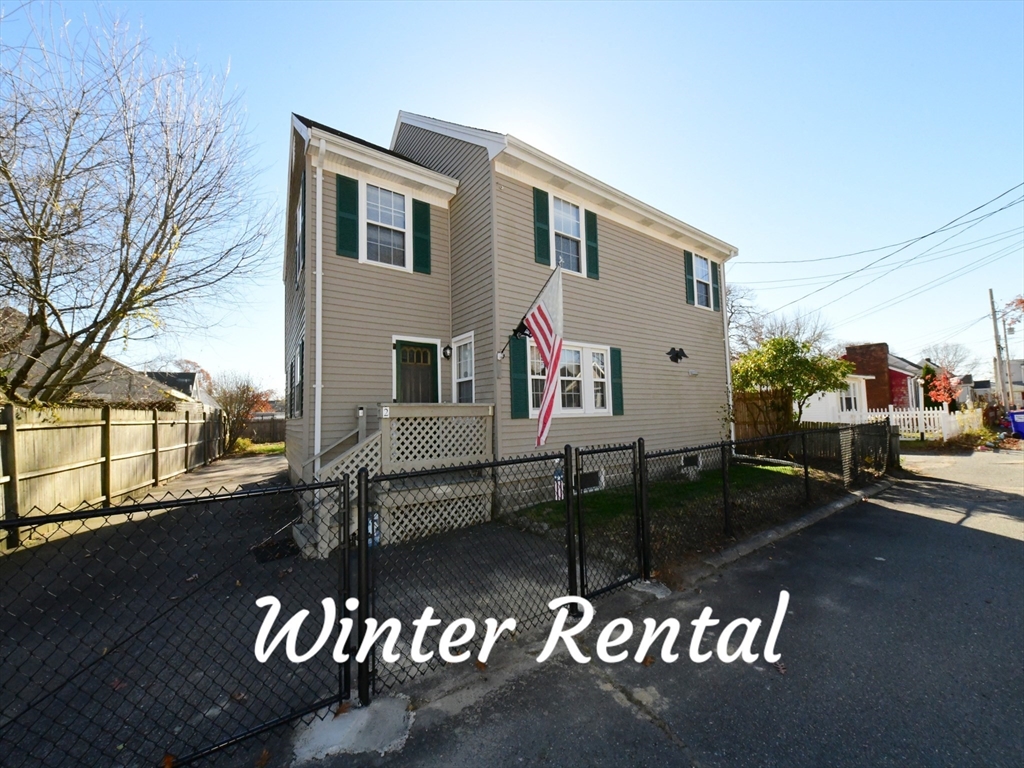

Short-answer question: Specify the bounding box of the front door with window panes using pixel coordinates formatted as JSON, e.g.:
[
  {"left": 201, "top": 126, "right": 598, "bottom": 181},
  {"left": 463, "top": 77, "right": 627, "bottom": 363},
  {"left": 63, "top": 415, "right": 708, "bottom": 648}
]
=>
[{"left": 396, "top": 341, "right": 438, "bottom": 403}]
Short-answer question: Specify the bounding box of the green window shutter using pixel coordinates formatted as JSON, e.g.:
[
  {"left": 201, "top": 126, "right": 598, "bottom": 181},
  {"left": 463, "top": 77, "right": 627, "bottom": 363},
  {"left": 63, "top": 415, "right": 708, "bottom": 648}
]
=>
[
  {"left": 610, "top": 347, "right": 624, "bottom": 416},
  {"left": 533, "top": 188, "right": 550, "bottom": 266},
  {"left": 336, "top": 174, "right": 359, "bottom": 258},
  {"left": 585, "top": 210, "right": 599, "bottom": 279},
  {"left": 711, "top": 261, "right": 721, "bottom": 312},
  {"left": 684, "top": 251, "right": 695, "bottom": 306},
  {"left": 509, "top": 336, "right": 530, "bottom": 419},
  {"left": 412, "top": 199, "right": 431, "bottom": 274}
]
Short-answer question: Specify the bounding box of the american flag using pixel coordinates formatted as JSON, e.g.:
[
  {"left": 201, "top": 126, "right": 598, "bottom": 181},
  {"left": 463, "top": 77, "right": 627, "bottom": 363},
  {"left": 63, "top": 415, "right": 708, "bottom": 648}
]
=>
[{"left": 523, "top": 268, "right": 564, "bottom": 447}]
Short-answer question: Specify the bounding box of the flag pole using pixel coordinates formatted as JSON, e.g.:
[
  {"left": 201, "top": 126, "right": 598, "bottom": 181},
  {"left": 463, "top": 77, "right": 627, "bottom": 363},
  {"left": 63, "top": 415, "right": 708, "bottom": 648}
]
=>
[{"left": 497, "top": 268, "right": 561, "bottom": 359}]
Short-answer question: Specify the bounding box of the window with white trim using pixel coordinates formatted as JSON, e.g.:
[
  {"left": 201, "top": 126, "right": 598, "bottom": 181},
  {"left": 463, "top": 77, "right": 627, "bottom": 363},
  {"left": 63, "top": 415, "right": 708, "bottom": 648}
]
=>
[
  {"left": 294, "top": 171, "right": 305, "bottom": 283},
  {"left": 839, "top": 381, "right": 858, "bottom": 412},
  {"left": 694, "top": 254, "right": 712, "bottom": 308},
  {"left": 454, "top": 333, "right": 474, "bottom": 404},
  {"left": 553, "top": 197, "right": 582, "bottom": 273},
  {"left": 366, "top": 184, "right": 406, "bottom": 267},
  {"left": 529, "top": 340, "right": 611, "bottom": 416},
  {"left": 288, "top": 336, "right": 304, "bottom": 418}
]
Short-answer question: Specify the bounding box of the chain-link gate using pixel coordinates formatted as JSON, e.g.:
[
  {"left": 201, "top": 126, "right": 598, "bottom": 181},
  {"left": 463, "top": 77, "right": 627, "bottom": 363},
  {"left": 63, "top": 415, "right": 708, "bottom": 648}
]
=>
[{"left": 573, "top": 443, "right": 644, "bottom": 599}]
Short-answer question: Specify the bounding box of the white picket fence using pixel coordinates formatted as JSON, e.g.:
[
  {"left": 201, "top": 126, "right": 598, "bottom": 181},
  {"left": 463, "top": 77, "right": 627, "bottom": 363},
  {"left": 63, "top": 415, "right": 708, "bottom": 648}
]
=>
[{"left": 855, "top": 404, "right": 982, "bottom": 440}]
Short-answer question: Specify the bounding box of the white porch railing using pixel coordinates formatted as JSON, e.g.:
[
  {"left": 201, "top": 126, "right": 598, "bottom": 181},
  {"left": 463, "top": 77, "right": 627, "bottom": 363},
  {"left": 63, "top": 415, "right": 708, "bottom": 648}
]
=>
[{"left": 301, "top": 403, "right": 495, "bottom": 558}]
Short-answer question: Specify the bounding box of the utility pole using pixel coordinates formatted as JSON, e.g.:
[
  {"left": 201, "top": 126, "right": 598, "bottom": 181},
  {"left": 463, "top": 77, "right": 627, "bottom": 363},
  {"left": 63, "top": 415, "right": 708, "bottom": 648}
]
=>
[
  {"left": 989, "top": 289, "right": 1008, "bottom": 406},
  {"left": 1002, "top": 314, "right": 1016, "bottom": 408}
]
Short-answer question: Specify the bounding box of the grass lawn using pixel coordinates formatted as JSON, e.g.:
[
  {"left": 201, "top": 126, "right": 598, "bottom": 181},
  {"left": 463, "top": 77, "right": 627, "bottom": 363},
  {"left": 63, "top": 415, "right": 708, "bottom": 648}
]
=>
[
  {"left": 517, "top": 463, "right": 800, "bottom": 530},
  {"left": 230, "top": 440, "right": 285, "bottom": 456}
]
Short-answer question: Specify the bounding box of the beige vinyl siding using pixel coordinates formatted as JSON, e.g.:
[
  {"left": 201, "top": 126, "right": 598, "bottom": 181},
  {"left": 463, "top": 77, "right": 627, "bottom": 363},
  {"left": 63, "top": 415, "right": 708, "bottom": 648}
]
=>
[
  {"left": 494, "top": 174, "right": 730, "bottom": 456},
  {"left": 392, "top": 125, "right": 495, "bottom": 405},
  {"left": 284, "top": 147, "right": 311, "bottom": 481},
  {"left": 311, "top": 169, "right": 452, "bottom": 463}
]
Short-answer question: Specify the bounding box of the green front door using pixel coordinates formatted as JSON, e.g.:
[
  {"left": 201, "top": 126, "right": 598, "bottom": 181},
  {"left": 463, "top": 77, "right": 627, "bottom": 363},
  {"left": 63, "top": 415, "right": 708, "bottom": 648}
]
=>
[{"left": 395, "top": 341, "right": 439, "bottom": 403}]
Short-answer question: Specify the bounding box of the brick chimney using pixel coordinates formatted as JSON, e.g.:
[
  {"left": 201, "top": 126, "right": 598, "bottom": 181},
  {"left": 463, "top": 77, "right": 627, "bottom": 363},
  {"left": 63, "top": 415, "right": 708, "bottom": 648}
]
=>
[{"left": 844, "top": 343, "right": 891, "bottom": 409}]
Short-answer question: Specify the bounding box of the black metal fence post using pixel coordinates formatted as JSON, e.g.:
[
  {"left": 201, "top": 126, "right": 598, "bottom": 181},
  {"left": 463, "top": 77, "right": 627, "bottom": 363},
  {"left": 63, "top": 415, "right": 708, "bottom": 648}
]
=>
[
  {"left": 637, "top": 437, "right": 652, "bottom": 581},
  {"left": 851, "top": 424, "right": 860, "bottom": 484},
  {"left": 563, "top": 444, "right": 580, "bottom": 615},
  {"left": 339, "top": 475, "right": 351, "bottom": 703},
  {"left": 801, "top": 431, "right": 810, "bottom": 503},
  {"left": 574, "top": 447, "right": 588, "bottom": 599},
  {"left": 721, "top": 442, "right": 734, "bottom": 538},
  {"left": 356, "top": 468, "right": 371, "bottom": 706}
]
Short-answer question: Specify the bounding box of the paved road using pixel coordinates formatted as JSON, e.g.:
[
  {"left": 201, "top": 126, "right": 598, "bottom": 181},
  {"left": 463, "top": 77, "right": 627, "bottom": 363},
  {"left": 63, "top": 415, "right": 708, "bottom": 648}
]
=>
[{"left": 233, "top": 451, "right": 1023, "bottom": 767}]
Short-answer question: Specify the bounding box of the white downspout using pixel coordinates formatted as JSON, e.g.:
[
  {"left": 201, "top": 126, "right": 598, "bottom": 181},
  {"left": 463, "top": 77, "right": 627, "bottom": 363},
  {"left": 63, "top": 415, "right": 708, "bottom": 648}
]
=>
[{"left": 314, "top": 138, "right": 326, "bottom": 476}]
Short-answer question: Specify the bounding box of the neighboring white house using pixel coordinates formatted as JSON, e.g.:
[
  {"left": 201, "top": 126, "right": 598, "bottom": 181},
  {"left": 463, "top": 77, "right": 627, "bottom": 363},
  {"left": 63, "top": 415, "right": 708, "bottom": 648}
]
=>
[{"left": 801, "top": 374, "right": 874, "bottom": 423}]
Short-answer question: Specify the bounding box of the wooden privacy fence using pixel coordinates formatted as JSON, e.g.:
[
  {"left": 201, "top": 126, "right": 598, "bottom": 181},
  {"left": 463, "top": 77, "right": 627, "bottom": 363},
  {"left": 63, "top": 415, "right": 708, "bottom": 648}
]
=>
[
  {"left": 1, "top": 403, "right": 226, "bottom": 538},
  {"left": 238, "top": 417, "right": 286, "bottom": 443}
]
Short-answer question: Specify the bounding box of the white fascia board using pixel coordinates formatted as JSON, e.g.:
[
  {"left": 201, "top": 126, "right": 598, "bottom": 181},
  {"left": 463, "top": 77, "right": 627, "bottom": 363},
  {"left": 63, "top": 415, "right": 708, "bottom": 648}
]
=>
[
  {"left": 391, "top": 111, "right": 508, "bottom": 161},
  {"left": 309, "top": 126, "right": 459, "bottom": 204},
  {"left": 292, "top": 114, "right": 311, "bottom": 149},
  {"left": 498, "top": 137, "right": 737, "bottom": 262}
]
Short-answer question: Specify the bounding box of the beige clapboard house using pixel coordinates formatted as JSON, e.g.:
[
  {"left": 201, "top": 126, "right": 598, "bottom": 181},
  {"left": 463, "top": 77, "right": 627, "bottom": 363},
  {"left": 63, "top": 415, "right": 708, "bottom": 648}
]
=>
[{"left": 283, "top": 112, "right": 736, "bottom": 490}]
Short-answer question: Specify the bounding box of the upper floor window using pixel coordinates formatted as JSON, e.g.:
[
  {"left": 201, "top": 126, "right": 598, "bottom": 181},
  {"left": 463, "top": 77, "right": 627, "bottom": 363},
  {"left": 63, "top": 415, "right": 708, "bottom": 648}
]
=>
[
  {"left": 553, "top": 197, "right": 582, "bottom": 273},
  {"left": 366, "top": 185, "right": 406, "bottom": 267},
  {"left": 294, "top": 171, "right": 305, "bottom": 283},
  {"left": 694, "top": 254, "right": 712, "bottom": 308}
]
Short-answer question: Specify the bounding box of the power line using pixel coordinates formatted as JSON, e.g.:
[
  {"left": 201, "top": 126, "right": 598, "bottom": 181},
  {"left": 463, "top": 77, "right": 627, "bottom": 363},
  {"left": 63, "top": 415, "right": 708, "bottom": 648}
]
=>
[
  {"left": 736, "top": 228, "right": 1024, "bottom": 290},
  {"left": 834, "top": 240, "right": 1021, "bottom": 325},
  {"left": 733, "top": 194, "right": 1024, "bottom": 266},
  {"left": 766, "top": 183, "right": 1024, "bottom": 315}
]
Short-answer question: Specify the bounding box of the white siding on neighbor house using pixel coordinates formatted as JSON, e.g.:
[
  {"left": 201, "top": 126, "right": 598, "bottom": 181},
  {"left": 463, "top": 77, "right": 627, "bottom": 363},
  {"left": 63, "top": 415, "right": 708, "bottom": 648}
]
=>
[
  {"left": 493, "top": 173, "right": 731, "bottom": 456},
  {"left": 392, "top": 125, "right": 496, "bottom": 405}
]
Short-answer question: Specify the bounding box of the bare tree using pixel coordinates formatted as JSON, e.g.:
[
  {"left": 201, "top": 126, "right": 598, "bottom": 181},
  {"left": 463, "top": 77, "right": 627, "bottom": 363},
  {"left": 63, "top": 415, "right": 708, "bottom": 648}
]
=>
[
  {"left": 726, "top": 285, "right": 836, "bottom": 358},
  {"left": 212, "top": 371, "right": 272, "bottom": 452},
  {"left": 0, "top": 7, "right": 271, "bottom": 403},
  {"left": 919, "top": 342, "right": 979, "bottom": 376}
]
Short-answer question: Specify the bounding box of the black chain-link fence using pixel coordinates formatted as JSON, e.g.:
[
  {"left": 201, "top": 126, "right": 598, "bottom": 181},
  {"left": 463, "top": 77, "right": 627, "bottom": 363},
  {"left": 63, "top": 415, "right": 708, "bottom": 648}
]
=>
[
  {"left": 365, "top": 452, "right": 571, "bottom": 694},
  {"left": 2, "top": 421, "right": 896, "bottom": 764},
  {"left": 0, "top": 482, "right": 351, "bottom": 767}
]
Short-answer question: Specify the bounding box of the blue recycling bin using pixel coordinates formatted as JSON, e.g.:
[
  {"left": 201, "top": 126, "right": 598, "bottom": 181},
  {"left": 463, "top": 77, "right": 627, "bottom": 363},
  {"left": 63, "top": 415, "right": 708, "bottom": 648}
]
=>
[{"left": 1009, "top": 411, "right": 1024, "bottom": 439}]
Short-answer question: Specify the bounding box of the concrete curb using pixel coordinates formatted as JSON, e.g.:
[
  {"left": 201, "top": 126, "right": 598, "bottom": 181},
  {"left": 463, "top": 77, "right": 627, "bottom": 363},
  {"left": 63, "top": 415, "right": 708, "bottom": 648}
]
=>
[{"left": 677, "top": 479, "right": 894, "bottom": 589}]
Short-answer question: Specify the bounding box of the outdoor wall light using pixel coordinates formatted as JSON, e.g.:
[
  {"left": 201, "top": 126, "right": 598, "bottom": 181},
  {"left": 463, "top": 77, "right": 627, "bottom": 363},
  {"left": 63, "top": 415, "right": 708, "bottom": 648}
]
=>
[
  {"left": 442, "top": 344, "right": 453, "bottom": 360},
  {"left": 666, "top": 347, "right": 688, "bottom": 363}
]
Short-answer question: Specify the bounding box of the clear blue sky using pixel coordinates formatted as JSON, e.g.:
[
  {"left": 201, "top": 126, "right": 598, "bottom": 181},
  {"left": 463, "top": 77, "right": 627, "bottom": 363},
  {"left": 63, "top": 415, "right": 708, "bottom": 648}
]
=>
[{"left": 5, "top": 1, "right": 1023, "bottom": 391}]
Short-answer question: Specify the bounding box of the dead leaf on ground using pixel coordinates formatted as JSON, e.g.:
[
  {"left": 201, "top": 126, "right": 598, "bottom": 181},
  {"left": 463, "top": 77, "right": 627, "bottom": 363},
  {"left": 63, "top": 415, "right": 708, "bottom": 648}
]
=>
[
  {"left": 642, "top": 655, "right": 655, "bottom": 667},
  {"left": 230, "top": 691, "right": 247, "bottom": 703},
  {"left": 774, "top": 661, "right": 787, "bottom": 675},
  {"left": 474, "top": 660, "right": 487, "bottom": 672},
  {"left": 277, "top": 567, "right": 293, "bottom": 578},
  {"left": 111, "top": 678, "right": 128, "bottom": 691},
  {"left": 235, "top": 579, "right": 242, "bottom": 587},
  {"left": 334, "top": 702, "right": 351, "bottom": 718},
  {"left": 184, "top": 573, "right": 198, "bottom": 583},
  {"left": 255, "top": 748, "right": 271, "bottom": 767},
  {"left": 163, "top": 755, "right": 176, "bottom": 768}
]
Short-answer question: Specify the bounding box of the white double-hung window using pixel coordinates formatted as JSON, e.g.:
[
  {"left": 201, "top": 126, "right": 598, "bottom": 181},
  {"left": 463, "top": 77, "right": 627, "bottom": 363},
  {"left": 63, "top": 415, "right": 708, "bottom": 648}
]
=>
[
  {"left": 529, "top": 340, "right": 611, "bottom": 416},
  {"left": 453, "top": 332, "right": 474, "bottom": 404},
  {"left": 553, "top": 197, "right": 582, "bottom": 273},
  {"left": 694, "top": 254, "right": 712, "bottom": 308},
  {"left": 366, "top": 184, "right": 407, "bottom": 267}
]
